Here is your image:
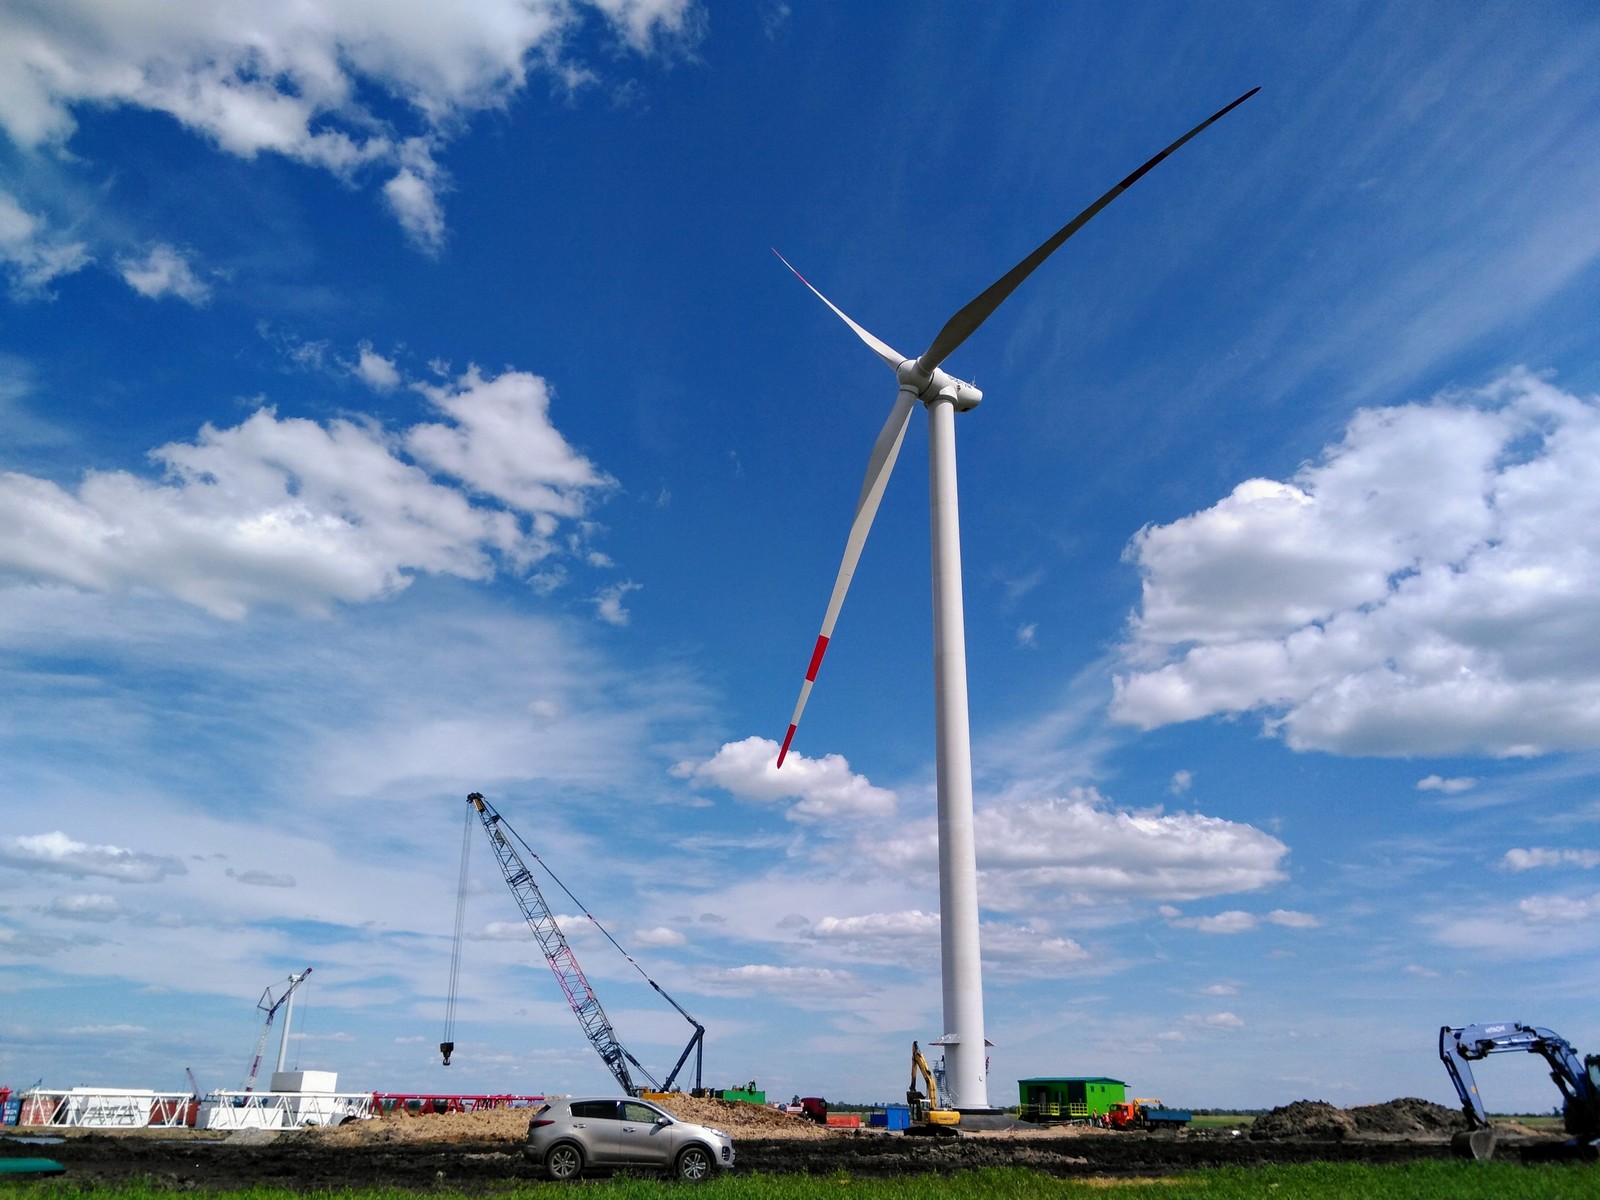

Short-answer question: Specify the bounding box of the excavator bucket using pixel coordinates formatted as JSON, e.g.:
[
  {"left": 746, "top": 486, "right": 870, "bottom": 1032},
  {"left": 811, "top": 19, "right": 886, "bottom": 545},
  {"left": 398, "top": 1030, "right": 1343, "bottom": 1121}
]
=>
[{"left": 1452, "top": 1129, "right": 1497, "bottom": 1160}]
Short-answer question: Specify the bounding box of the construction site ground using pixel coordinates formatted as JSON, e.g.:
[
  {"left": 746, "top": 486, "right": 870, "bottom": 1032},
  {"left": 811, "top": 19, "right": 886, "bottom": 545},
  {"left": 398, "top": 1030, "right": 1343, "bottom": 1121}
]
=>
[{"left": 1, "top": 1097, "right": 1575, "bottom": 1188}]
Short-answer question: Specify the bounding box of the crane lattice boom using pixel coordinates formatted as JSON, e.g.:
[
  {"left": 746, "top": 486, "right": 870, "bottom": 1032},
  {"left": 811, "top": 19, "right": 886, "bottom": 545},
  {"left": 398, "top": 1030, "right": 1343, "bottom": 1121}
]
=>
[
  {"left": 467, "top": 792, "right": 643, "bottom": 1093},
  {"left": 243, "top": 967, "right": 312, "bottom": 1092}
]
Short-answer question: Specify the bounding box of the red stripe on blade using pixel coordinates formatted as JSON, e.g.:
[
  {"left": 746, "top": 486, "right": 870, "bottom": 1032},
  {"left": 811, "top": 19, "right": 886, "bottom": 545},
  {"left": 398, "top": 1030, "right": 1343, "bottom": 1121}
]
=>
[
  {"left": 776, "top": 724, "right": 798, "bottom": 768},
  {"left": 805, "top": 635, "right": 830, "bottom": 682}
]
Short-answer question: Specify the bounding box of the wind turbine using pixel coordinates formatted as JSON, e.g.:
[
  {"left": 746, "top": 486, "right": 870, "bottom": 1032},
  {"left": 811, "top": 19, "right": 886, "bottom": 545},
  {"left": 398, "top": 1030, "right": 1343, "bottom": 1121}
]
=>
[{"left": 774, "top": 88, "right": 1259, "bottom": 1111}]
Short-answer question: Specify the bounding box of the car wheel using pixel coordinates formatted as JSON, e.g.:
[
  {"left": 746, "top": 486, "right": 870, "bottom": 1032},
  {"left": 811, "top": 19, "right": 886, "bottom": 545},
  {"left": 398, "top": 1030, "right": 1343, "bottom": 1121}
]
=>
[
  {"left": 544, "top": 1142, "right": 584, "bottom": 1181},
  {"left": 674, "top": 1144, "right": 716, "bottom": 1183}
]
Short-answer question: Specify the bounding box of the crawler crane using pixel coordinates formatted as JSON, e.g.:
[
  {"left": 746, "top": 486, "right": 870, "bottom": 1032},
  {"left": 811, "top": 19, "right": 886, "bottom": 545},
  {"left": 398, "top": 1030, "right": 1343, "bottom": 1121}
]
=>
[
  {"left": 442, "top": 792, "right": 704, "bottom": 1097},
  {"left": 243, "top": 968, "right": 313, "bottom": 1092}
]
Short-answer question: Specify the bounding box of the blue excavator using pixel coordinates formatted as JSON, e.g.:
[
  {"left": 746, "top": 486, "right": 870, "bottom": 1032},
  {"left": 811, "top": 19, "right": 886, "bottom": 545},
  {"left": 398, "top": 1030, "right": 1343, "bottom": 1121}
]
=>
[{"left": 1440, "top": 1022, "right": 1600, "bottom": 1159}]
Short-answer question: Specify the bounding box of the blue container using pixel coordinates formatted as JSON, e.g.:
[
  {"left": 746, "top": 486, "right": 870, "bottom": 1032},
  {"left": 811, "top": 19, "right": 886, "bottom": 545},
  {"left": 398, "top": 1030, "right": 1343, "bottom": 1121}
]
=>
[
  {"left": 867, "top": 1111, "right": 886, "bottom": 1127},
  {"left": 883, "top": 1104, "right": 910, "bottom": 1131}
]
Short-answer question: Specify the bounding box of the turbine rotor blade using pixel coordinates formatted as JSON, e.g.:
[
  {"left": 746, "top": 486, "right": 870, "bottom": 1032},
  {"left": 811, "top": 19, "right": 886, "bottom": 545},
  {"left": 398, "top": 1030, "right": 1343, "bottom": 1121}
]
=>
[
  {"left": 778, "top": 388, "right": 918, "bottom": 767},
  {"left": 773, "top": 248, "right": 907, "bottom": 369},
  {"left": 917, "top": 86, "right": 1260, "bottom": 374}
]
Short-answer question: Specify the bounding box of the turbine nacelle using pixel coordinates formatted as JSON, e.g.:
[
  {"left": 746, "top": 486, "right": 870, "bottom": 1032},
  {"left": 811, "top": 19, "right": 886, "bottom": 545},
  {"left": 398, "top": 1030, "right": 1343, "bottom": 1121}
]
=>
[{"left": 897, "top": 360, "right": 983, "bottom": 411}]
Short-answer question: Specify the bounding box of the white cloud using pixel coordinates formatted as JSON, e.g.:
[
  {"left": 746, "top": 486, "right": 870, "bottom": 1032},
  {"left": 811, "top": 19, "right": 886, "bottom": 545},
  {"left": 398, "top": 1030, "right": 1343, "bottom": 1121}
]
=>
[
  {"left": 1517, "top": 892, "right": 1600, "bottom": 923},
  {"left": 1427, "top": 893, "right": 1600, "bottom": 957},
  {"left": 1156, "top": 908, "right": 1317, "bottom": 934},
  {"left": 585, "top": 0, "right": 702, "bottom": 53},
  {"left": 1115, "top": 371, "right": 1600, "bottom": 758},
  {"left": 476, "top": 920, "right": 534, "bottom": 941},
  {"left": 803, "top": 910, "right": 941, "bottom": 970},
  {"left": 872, "top": 787, "right": 1285, "bottom": 911},
  {"left": 812, "top": 910, "right": 941, "bottom": 941},
  {"left": 1266, "top": 909, "right": 1321, "bottom": 929},
  {"left": 1169, "top": 770, "right": 1193, "bottom": 796},
  {"left": 976, "top": 920, "right": 1090, "bottom": 973},
  {"left": 1502, "top": 848, "right": 1600, "bottom": 871},
  {"left": 382, "top": 138, "right": 449, "bottom": 254},
  {"left": 631, "top": 925, "right": 686, "bottom": 948},
  {"left": 1417, "top": 774, "right": 1477, "bottom": 794},
  {"left": 1157, "top": 1010, "right": 1246, "bottom": 1043},
  {"left": 1163, "top": 909, "right": 1258, "bottom": 935},
  {"left": 0, "top": 2, "right": 703, "bottom": 249},
  {"left": 229, "top": 869, "right": 296, "bottom": 888},
  {"left": 698, "top": 964, "right": 856, "bottom": 997},
  {"left": 594, "top": 580, "right": 641, "bottom": 626},
  {"left": 409, "top": 366, "right": 614, "bottom": 518},
  {"left": 0, "top": 365, "right": 614, "bottom": 618},
  {"left": 0, "top": 189, "right": 90, "bottom": 298},
  {"left": 117, "top": 244, "right": 210, "bottom": 304},
  {"left": 0, "top": 831, "right": 185, "bottom": 882},
  {"left": 46, "top": 894, "right": 121, "bottom": 922},
  {"left": 672, "top": 737, "right": 897, "bottom": 822},
  {"left": 353, "top": 343, "right": 403, "bottom": 391}
]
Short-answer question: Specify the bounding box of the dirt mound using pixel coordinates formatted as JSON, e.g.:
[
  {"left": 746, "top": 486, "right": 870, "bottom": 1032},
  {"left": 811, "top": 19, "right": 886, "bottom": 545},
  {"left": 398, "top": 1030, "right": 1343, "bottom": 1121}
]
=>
[
  {"left": 654, "top": 1097, "right": 834, "bottom": 1139},
  {"left": 1249, "top": 1101, "right": 1357, "bottom": 1140},
  {"left": 307, "top": 1107, "right": 535, "bottom": 1146},
  {"left": 1349, "top": 1098, "right": 1466, "bottom": 1137},
  {"left": 1250, "top": 1098, "right": 1468, "bottom": 1141},
  {"left": 304, "top": 1096, "right": 834, "bottom": 1146}
]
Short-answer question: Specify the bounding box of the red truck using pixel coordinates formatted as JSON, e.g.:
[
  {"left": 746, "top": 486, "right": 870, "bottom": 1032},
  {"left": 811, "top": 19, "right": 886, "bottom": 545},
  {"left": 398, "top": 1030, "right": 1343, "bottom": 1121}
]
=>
[{"left": 1103, "top": 1099, "right": 1191, "bottom": 1131}]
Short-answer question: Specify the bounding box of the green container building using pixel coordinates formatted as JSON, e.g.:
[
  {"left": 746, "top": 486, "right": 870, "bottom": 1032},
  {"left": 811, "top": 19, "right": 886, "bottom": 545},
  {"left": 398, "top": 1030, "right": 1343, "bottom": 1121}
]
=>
[{"left": 1018, "top": 1076, "right": 1126, "bottom": 1121}]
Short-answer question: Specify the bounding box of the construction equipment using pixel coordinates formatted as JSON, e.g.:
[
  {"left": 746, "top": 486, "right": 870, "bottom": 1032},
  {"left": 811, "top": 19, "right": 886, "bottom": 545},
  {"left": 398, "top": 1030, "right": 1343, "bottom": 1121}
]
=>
[
  {"left": 906, "top": 1041, "right": 961, "bottom": 1135},
  {"left": 243, "top": 968, "right": 313, "bottom": 1092},
  {"left": 1440, "top": 1022, "right": 1600, "bottom": 1159},
  {"left": 1103, "top": 1098, "right": 1192, "bottom": 1131},
  {"left": 444, "top": 792, "right": 705, "bottom": 1097}
]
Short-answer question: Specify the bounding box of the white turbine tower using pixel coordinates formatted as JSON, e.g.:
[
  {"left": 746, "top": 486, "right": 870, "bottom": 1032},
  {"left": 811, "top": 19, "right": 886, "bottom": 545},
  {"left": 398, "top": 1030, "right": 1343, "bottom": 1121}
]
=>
[{"left": 774, "top": 88, "right": 1259, "bottom": 1111}]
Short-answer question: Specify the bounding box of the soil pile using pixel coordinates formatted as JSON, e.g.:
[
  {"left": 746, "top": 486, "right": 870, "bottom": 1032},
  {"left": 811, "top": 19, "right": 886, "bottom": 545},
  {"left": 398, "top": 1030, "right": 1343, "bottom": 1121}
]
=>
[
  {"left": 655, "top": 1097, "right": 833, "bottom": 1139},
  {"left": 1349, "top": 1098, "right": 1466, "bottom": 1137},
  {"left": 308, "top": 1107, "right": 533, "bottom": 1146},
  {"left": 1249, "top": 1101, "right": 1357, "bottom": 1140},
  {"left": 305, "top": 1096, "right": 833, "bottom": 1147},
  {"left": 1251, "top": 1098, "right": 1468, "bottom": 1141}
]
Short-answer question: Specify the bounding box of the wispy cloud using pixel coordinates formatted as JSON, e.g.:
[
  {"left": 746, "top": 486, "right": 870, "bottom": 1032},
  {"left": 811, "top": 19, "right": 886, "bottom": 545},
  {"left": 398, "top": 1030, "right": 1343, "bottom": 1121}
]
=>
[{"left": 1, "top": 831, "right": 185, "bottom": 883}]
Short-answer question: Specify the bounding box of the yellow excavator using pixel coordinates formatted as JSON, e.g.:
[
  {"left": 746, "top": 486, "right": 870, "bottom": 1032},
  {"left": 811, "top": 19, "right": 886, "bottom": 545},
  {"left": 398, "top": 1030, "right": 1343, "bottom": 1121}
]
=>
[{"left": 906, "top": 1041, "right": 961, "bottom": 1135}]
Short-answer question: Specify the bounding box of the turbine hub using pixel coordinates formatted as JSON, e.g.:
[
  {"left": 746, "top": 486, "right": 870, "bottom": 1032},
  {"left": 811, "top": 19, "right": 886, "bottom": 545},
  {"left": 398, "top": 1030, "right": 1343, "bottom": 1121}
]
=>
[{"left": 917, "top": 365, "right": 983, "bottom": 412}]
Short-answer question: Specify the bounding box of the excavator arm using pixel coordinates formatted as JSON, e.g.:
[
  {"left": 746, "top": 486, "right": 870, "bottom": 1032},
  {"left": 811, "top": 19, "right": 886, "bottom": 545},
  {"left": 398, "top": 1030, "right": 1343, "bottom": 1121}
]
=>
[
  {"left": 909, "top": 1041, "right": 940, "bottom": 1109},
  {"left": 1440, "top": 1022, "right": 1600, "bottom": 1157},
  {"left": 907, "top": 1041, "right": 960, "bottom": 1130}
]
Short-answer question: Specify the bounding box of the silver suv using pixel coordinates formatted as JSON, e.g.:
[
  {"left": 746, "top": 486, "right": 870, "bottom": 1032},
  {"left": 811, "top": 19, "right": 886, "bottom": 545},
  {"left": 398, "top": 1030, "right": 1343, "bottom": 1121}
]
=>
[{"left": 524, "top": 1096, "right": 735, "bottom": 1182}]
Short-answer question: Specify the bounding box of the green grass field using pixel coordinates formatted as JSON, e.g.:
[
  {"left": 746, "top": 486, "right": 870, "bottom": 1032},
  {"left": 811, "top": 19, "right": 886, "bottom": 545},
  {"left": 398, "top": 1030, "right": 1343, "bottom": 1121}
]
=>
[{"left": 9, "top": 1163, "right": 1597, "bottom": 1200}]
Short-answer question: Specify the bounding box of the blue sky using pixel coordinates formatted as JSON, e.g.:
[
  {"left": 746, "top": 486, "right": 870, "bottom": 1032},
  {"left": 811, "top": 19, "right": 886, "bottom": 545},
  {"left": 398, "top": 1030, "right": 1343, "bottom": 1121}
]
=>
[{"left": 4, "top": 0, "right": 1600, "bottom": 1116}]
